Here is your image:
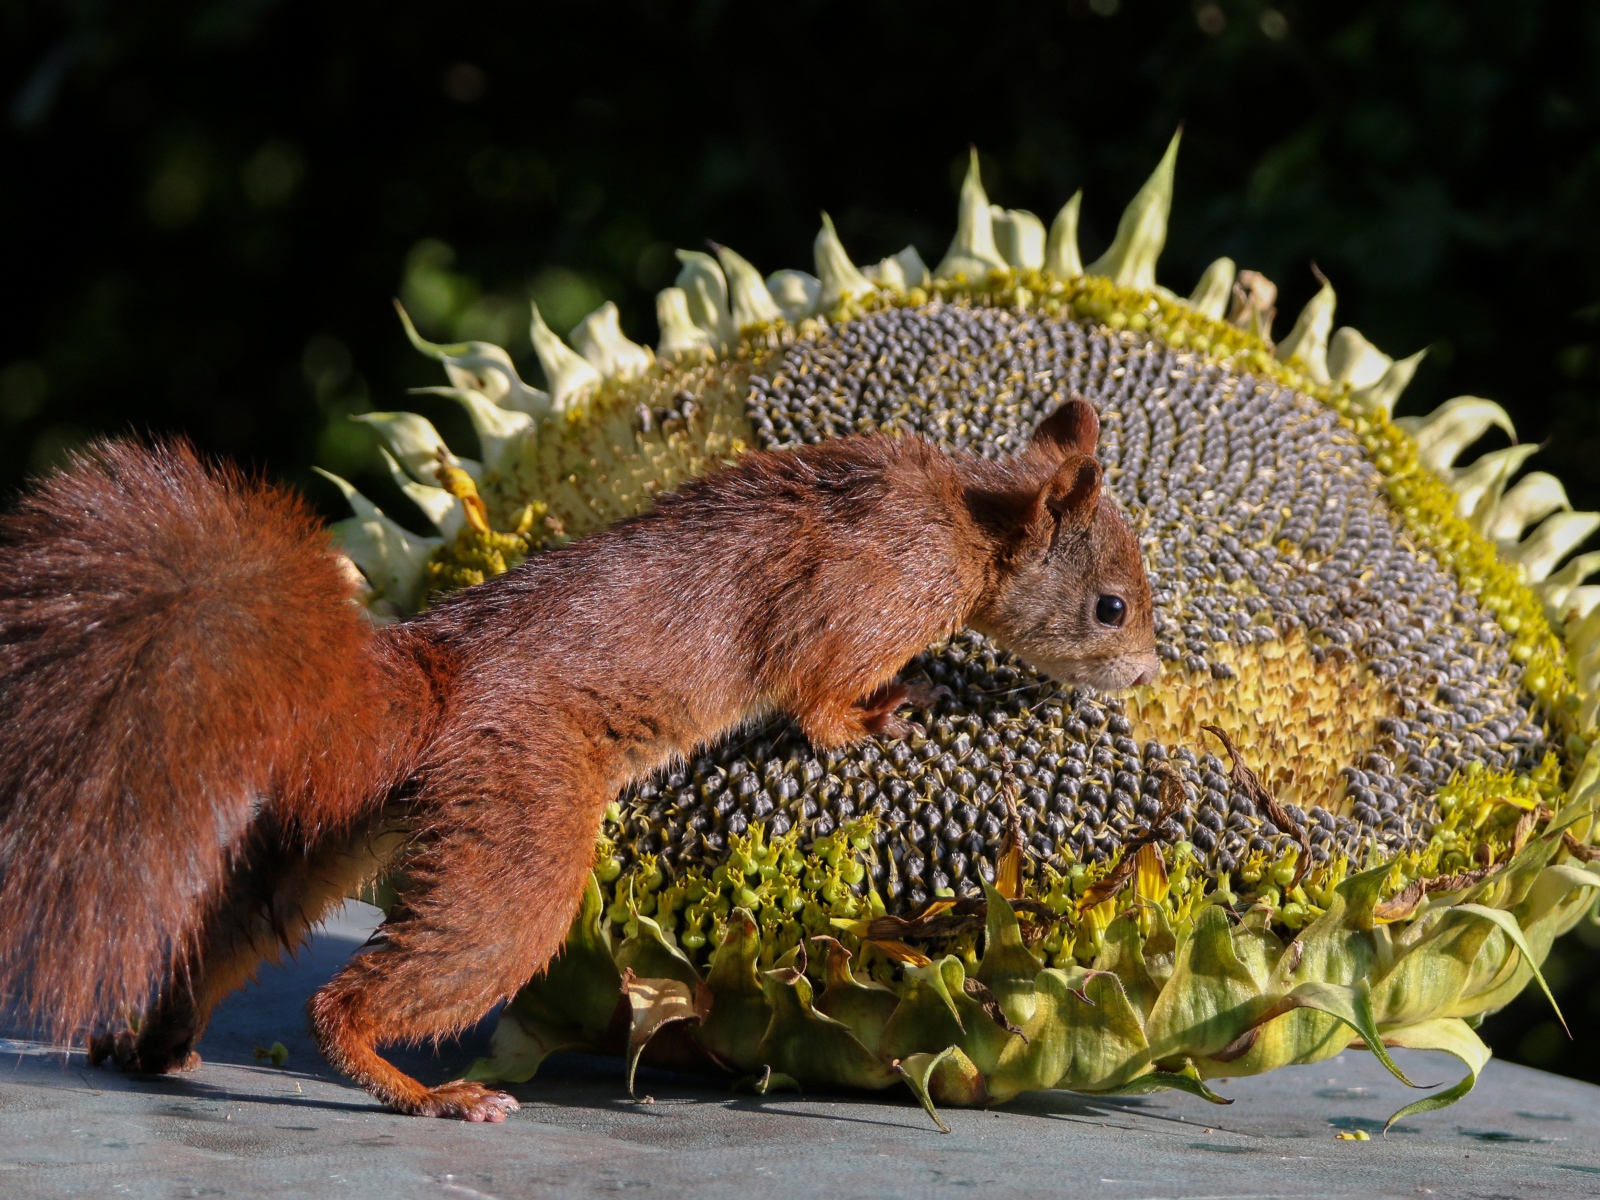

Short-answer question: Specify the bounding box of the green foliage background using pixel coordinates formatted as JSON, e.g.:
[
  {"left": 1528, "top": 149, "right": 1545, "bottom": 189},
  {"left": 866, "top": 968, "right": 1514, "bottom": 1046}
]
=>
[{"left": 5, "top": 0, "right": 1600, "bottom": 1085}]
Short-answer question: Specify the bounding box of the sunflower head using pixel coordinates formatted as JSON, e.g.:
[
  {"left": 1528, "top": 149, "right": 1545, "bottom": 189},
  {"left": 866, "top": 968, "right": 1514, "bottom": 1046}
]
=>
[{"left": 327, "top": 134, "right": 1600, "bottom": 1129}]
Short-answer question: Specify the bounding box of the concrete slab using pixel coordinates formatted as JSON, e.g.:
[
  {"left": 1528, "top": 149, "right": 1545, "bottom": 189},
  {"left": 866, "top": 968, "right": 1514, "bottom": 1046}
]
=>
[{"left": 4, "top": 903, "right": 1600, "bottom": 1199}]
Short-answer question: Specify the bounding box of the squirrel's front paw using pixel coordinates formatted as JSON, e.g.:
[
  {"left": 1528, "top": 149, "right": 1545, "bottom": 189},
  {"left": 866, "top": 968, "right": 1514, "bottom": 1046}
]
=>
[
  {"left": 88, "top": 1028, "right": 202, "bottom": 1074},
  {"left": 897, "top": 680, "right": 952, "bottom": 711},
  {"left": 859, "top": 679, "right": 952, "bottom": 739},
  {"left": 414, "top": 1080, "right": 520, "bottom": 1122}
]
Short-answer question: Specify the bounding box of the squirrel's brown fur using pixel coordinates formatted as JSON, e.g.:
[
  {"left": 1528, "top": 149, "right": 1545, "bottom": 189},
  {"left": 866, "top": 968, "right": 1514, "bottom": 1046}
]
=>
[{"left": 0, "top": 400, "right": 1155, "bottom": 1121}]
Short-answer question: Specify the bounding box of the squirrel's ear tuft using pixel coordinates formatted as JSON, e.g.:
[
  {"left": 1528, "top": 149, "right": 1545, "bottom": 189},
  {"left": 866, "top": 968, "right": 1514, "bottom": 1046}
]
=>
[
  {"left": 1031, "top": 397, "right": 1099, "bottom": 458},
  {"left": 1043, "top": 454, "right": 1103, "bottom": 531}
]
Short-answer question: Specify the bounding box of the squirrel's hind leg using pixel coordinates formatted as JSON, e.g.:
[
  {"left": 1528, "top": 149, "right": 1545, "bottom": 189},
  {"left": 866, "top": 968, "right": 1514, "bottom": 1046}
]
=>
[
  {"left": 308, "top": 749, "right": 609, "bottom": 1120},
  {"left": 91, "top": 811, "right": 403, "bottom": 1077}
]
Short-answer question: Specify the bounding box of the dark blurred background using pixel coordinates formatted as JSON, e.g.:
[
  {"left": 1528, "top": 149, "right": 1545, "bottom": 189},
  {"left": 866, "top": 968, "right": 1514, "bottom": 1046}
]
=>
[{"left": 5, "top": 0, "right": 1600, "bottom": 1083}]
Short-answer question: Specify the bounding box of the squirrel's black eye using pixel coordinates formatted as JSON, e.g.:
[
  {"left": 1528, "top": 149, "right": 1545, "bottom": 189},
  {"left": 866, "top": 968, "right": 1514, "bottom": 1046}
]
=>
[{"left": 1095, "top": 595, "right": 1127, "bottom": 627}]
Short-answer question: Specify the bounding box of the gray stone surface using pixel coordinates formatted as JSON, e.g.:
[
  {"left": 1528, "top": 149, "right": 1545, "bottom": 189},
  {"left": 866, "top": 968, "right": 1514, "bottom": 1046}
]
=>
[{"left": 4, "top": 903, "right": 1600, "bottom": 1199}]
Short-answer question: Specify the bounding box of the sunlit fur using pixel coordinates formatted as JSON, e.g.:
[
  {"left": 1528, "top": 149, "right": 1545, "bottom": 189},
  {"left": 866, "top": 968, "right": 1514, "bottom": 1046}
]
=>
[{"left": 0, "top": 442, "right": 424, "bottom": 1048}]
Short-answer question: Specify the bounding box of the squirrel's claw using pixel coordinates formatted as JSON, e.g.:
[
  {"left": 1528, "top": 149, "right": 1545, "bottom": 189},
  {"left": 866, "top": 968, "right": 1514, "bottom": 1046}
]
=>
[
  {"left": 413, "top": 1080, "right": 521, "bottom": 1122},
  {"left": 898, "top": 681, "right": 953, "bottom": 711},
  {"left": 857, "top": 677, "right": 952, "bottom": 740}
]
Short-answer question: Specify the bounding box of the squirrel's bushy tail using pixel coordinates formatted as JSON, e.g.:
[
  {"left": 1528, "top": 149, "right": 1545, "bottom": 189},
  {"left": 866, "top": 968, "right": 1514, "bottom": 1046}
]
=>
[{"left": 0, "top": 439, "right": 386, "bottom": 1042}]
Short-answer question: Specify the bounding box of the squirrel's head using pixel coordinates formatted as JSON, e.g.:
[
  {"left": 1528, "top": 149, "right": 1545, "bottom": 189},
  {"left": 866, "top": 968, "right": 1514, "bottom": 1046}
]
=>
[{"left": 967, "top": 397, "right": 1159, "bottom": 693}]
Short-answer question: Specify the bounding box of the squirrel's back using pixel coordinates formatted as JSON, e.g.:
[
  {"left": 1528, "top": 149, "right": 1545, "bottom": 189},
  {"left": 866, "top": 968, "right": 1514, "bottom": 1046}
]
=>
[{"left": 0, "top": 440, "right": 392, "bottom": 1041}]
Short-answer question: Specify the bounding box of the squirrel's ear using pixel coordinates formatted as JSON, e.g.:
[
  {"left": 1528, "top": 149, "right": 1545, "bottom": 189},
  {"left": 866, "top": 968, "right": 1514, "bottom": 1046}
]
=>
[
  {"left": 1042, "top": 454, "right": 1102, "bottom": 532},
  {"left": 1031, "top": 397, "right": 1099, "bottom": 458}
]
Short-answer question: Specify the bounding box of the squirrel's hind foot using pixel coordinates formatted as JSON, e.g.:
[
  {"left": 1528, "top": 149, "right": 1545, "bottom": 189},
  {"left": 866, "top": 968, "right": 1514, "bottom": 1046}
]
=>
[
  {"left": 408, "top": 1080, "right": 520, "bottom": 1122},
  {"left": 88, "top": 1027, "right": 202, "bottom": 1075}
]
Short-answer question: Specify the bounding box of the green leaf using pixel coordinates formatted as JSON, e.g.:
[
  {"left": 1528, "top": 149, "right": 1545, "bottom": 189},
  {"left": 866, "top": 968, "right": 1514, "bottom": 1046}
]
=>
[
  {"left": 731, "top": 1067, "right": 802, "bottom": 1095},
  {"left": 947, "top": 966, "right": 1028, "bottom": 1077},
  {"left": 879, "top": 957, "right": 968, "bottom": 1063},
  {"left": 927, "top": 1042, "right": 991, "bottom": 1108},
  {"left": 1379, "top": 1018, "right": 1492, "bottom": 1131},
  {"left": 895, "top": 1046, "right": 961, "bottom": 1133},
  {"left": 615, "top": 911, "right": 702, "bottom": 987},
  {"left": 1367, "top": 903, "right": 1498, "bottom": 1027},
  {"left": 1286, "top": 979, "right": 1420, "bottom": 1088},
  {"left": 1465, "top": 825, "right": 1563, "bottom": 913},
  {"left": 1093, "top": 910, "right": 1162, "bottom": 1022},
  {"left": 538, "top": 873, "right": 624, "bottom": 1037},
  {"left": 1533, "top": 862, "right": 1600, "bottom": 895},
  {"left": 1446, "top": 862, "right": 1600, "bottom": 1020},
  {"left": 976, "top": 882, "right": 1043, "bottom": 1024},
  {"left": 1453, "top": 903, "right": 1567, "bottom": 1034},
  {"left": 1229, "top": 916, "right": 1281, "bottom": 991},
  {"left": 620, "top": 972, "right": 701, "bottom": 1098},
  {"left": 1333, "top": 860, "right": 1397, "bottom": 932},
  {"left": 984, "top": 965, "right": 1152, "bottom": 1102},
  {"left": 464, "top": 998, "right": 588, "bottom": 1085},
  {"left": 695, "top": 909, "right": 772, "bottom": 1073},
  {"left": 812, "top": 936, "right": 900, "bottom": 1058},
  {"left": 1086, "top": 1060, "right": 1232, "bottom": 1105},
  {"left": 756, "top": 965, "right": 899, "bottom": 1090},
  {"left": 1144, "top": 904, "right": 1263, "bottom": 1063}
]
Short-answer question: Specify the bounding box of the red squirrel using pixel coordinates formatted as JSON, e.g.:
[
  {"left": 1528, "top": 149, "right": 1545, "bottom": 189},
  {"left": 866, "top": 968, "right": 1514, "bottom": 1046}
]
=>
[{"left": 0, "top": 396, "right": 1156, "bottom": 1122}]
